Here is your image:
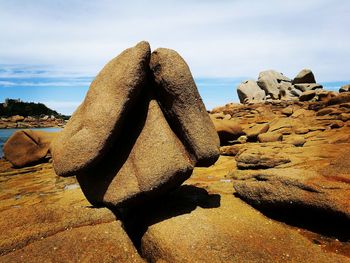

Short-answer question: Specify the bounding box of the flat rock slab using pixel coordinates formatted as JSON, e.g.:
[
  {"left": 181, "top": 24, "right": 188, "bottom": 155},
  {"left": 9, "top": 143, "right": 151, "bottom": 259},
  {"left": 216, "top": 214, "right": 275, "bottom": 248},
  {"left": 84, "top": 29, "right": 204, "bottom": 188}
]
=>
[
  {"left": 233, "top": 168, "right": 350, "bottom": 225},
  {"left": 1, "top": 221, "right": 143, "bottom": 263},
  {"left": 140, "top": 194, "right": 349, "bottom": 262},
  {"left": 235, "top": 148, "right": 290, "bottom": 169},
  {"left": 0, "top": 204, "right": 116, "bottom": 256}
]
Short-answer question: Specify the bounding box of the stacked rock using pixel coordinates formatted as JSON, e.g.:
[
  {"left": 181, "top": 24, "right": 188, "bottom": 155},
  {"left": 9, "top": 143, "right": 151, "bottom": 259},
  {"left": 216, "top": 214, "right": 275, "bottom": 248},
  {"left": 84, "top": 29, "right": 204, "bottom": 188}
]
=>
[
  {"left": 237, "top": 69, "right": 324, "bottom": 104},
  {"left": 51, "top": 41, "right": 220, "bottom": 207}
]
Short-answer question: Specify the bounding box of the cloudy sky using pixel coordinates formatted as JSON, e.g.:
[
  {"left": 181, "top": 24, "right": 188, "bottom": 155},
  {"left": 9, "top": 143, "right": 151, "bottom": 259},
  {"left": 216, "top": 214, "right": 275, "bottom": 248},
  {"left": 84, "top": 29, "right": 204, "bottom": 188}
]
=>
[{"left": 1, "top": 0, "right": 349, "bottom": 114}]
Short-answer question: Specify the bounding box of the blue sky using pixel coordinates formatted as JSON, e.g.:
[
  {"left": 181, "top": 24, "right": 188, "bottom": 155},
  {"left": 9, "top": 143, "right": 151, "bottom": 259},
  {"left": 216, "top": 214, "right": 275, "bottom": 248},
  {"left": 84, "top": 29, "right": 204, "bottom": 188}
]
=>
[{"left": 1, "top": 0, "right": 349, "bottom": 114}]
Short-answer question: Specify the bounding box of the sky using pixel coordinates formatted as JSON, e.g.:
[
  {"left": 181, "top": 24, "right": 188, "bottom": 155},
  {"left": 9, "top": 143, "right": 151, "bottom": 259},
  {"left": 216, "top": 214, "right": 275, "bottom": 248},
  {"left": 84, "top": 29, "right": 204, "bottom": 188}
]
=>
[{"left": 0, "top": 0, "right": 349, "bottom": 115}]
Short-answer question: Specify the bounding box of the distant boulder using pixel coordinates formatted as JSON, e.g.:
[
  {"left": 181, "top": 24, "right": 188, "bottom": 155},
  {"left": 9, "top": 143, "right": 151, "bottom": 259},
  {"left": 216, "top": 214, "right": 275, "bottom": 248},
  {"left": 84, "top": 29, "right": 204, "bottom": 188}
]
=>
[
  {"left": 294, "top": 83, "right": 323, "bottom": 92},
  {"left": 4, "top": 130, "right": 58, "bottom": 167},
  {"left": 292, "top": 69, "right": 316, "bottom": 84},
  {"left": 237, "top": 80, "right": 265, "bottom": 103},
  {"left": 339, "top": 84, "right": 350, "bottom": 93},
  {"left": 257, "top": 70, "right": 291, "bottom": 99}
]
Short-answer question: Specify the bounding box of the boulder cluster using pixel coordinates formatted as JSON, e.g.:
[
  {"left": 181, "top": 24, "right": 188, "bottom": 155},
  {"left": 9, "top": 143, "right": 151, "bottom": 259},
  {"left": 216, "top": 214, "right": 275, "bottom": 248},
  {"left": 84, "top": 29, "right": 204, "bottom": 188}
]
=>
[
  {"left": 237, "top": 69, "right": 325, "bottom": 103},
  {"left": 51, "top": 41, "right": 220, "bottom": 207}
]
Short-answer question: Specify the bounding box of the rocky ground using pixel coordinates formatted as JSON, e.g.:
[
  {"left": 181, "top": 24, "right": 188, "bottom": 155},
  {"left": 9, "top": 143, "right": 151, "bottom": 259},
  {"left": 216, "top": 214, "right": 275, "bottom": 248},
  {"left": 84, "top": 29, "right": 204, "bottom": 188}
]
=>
[
  {"left": 0, "top": 115, "right": 66, "bottom": 129},
  {"left": 1, "top": 94, "right": 350, "bottom": 262}
]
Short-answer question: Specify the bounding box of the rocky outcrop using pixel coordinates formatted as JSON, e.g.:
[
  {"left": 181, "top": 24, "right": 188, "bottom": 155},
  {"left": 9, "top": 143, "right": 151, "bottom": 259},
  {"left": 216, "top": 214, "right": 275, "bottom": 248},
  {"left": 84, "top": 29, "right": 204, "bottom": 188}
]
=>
[
  {"left": 3, "top": 130, "right": 58, "bottom": 167},
  {"left": 292, "top": 69, "right": 316, "bottom": 84},
  {"left": 237, "top": 80, "right": 265, "bottom": 103},
  {"left": 210, "top": 118, "right": 244, "bottom": 145},
  {"left": 51, "top": 42, "right": 219, "bottom": 207},
  {"left": 237, "top": 68, "right": 324, "bottom": 104},
  {"left": 340, "top": 84, "right": 350, "bottom": 93}
]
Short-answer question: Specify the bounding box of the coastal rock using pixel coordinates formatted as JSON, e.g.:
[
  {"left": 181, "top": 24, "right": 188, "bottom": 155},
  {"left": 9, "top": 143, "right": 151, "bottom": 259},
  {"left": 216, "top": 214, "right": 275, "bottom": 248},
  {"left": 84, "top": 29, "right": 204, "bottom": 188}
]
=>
[
  {"left": 77, "top": 98, "right": 194, "bottom": 207},
  {"left": 140, "top": 194, "right": 347, "bottom": 263},
  {"left": 294, "top": 83, "right": 323, "bottom": 92},
  {"left": 3, "top": 130, "right": 58, "bottom": 167},
  {"left": 235, "top": 148, "right": 290, "bottom": 169},
  {"left": 237, "top": 80, "right": 265, "bottom": 103},
  {"left": 52, "top": 41, "right": 151, "bottom": 176},
  {"left": 257, "top": 70, "right": 291, "bottom": 99},
  {"left": 211, "top": 118, "right": 244, "bottom": 145},
  {"left": 257, "top": 132, "right": 283, "bottom": 143},
  {"left": 150, "top": 48, "right": 220, "bottom": 166},
  {"left": 10, "top": 115, "right": 24, "bottom": 122},
  {"left": 339, "top": 84, "right": 350, "bottom": 93},
  {"left": 244, "top": 123, "right": 269, "bottom": 141},
  {"left": 233, "top": 168, "right": 350, "bottom": 225},
  {"left": 0, "top": 204, "right": 142, "bottom": 262},
  {"left": 292, "top": 69, "right": 316, "bottom": 84},
  {"left": 299, "top": 90, "right": 316, "bottom": 101}
]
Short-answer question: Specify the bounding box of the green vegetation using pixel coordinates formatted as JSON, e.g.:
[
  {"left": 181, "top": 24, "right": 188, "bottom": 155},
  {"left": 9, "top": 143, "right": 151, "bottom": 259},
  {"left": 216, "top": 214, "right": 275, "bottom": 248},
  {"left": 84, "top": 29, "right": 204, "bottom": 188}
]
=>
[{"left": 0, "top": 99, "right": 69, "bottom": 119}]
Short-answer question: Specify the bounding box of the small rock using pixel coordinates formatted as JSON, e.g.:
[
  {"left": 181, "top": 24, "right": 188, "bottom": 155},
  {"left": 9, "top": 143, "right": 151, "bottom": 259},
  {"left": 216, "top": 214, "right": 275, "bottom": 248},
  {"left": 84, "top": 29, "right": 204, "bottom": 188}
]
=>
[
  {"left": 299, "top": 90, "right": 316, "bottom": 102},
  {"left": 339, "top": 84, "right": 350, "bottom": 93},
  {"left": 257, "top": 132, "right": 283, "bottom": 143},
  {"left": 235, "top": 148, "right": 290, "bottom": 169},
  {"left": 244, "top": 123, "right": 269, "bottom": 141},
  {"left": 281, "top": 107, "right": 294, "bottom": 116}
]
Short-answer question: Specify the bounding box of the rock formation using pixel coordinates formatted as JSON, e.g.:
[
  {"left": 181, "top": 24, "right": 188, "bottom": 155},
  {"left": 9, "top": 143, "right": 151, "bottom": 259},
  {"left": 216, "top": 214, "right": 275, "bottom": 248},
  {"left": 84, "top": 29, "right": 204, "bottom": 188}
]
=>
[
  {"left": 51, "top": 41, "right": 220, "bottom": 207},
  {"left": 237, "top": 68, "right": 324, "bottom": 103},
  {"left": 3, "top": 130, "right": 58, "bottom": 167}
]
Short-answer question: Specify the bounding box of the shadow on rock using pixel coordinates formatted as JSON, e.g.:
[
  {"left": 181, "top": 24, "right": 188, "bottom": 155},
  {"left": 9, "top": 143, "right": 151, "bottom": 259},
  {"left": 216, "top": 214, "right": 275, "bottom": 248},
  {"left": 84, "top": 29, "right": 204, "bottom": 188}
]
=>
[
  {"left": 234, "top": 192, "right": 350, "bottom": 241},
  {"left": 113, "top": 185, "right": 221, "bottom": 251}
]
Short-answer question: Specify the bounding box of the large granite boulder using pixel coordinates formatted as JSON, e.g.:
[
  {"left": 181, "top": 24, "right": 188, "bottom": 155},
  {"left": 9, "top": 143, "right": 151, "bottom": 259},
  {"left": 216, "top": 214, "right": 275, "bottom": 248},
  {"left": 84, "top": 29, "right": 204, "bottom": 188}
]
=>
[
  {"left": 257, "top": 70, "right": 291, "bottom": 99},
  {"left": 77, "top": 97, "right": 194, "bottom": 207},
  {"left": 292, "top": 69, "right": 316, "bottom": 84},
  {"left": 51, "top": 42, "right": 219, "bottom": 207},
  {"left": 52, "top": 41, "right": 151, "bottom": 177},
  {"left": 3, "top": 130, "right": 58, "bottom": 167},
  {"left": 150, "top": 48, "right": 220, "bottom": 166},
  {"left": 237, "top": 80, "right": 265, "bottom": 103}
]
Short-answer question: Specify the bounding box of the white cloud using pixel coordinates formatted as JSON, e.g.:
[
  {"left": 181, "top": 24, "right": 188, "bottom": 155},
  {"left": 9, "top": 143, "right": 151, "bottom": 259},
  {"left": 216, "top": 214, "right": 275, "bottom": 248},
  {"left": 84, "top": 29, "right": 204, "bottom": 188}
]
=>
[
  {"left": 0, "top": 0, "right": 349, "bottom": 81},
  {"left": 40, "top": 100, "right": 81, "bottom": 115}
]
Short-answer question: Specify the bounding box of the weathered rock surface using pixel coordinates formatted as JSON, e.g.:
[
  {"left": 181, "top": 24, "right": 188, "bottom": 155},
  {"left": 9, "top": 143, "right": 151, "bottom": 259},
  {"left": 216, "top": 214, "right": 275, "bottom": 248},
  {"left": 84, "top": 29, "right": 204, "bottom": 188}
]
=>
[
  {"left": 257, "top": 131, "right": 283, "bottom": 143},
  {"left": 292, "top": 69, "right": 316, "bottom": 84},
  {"left": 299, "top": 90, "right": 317, "bottom": 101},
  {"left": 3, "top": 130, "right": 58, "bottom": 167},
  {"left": 140, "top": 194, "right": 348, "bottom": 263},
  {"left": 235, "top": 147, "right": 290, "bottom": 169},
  {"left": 244, "top": 123, "right": 269, "bottom": 141},
  {"left": 77, "top": 98, "right": 194, "bottom": 207},
  {"left": 0, "top": 161, "right": 143, "bottom": 262},
  {"left": 150, "top": 48, "right": 220, "bottom": 166},
  {"left": 237, "top": 80, "right": 266, "bottom": 103},
  {"left": 340, "top": 84, "right": 350, "bottom": 93},
  {"left": 257, "top": 70, "right": 291, "bottom": 99},
  {"left": 52, "top": 41, "right": 151, "bottom": 176},
  {"left": 211, "top": 118, "right": 245, "bottom": 145}
]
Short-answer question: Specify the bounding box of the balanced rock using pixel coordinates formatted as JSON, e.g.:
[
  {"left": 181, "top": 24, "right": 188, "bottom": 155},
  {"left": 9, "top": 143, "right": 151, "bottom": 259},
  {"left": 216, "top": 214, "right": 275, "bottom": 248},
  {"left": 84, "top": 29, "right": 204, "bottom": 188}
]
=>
[
  {"left": 150, "top": 48, "right": 220, "bottom": 166},
  {"left": 52, "top": 42, "right": 219, "bottom": 207},
  {"left": 52, "top": 41, "right": 151, "bottom": 176},
  {"left": 4, "top": 130, "right": 58, "bottom": 167},
  {"left": 237, "top": 80, "right": 265, "bottom": 103},
  {"left": 292, "top": 69, "right": 316, "bottom": 84},
  {"left": 77, "top": 98, "right": 194, "bottom": 207}
]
